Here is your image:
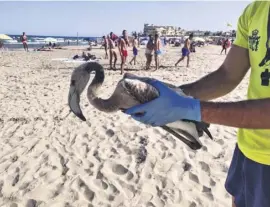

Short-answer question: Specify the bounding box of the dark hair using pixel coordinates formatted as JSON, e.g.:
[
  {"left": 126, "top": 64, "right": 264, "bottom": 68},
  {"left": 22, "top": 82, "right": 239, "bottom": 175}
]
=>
[
  {"left": 189, "top": 33, "right": 194, "bottom": 38},
  {"left": 122, "top": 30, "right": 127, "bottom": 35}
]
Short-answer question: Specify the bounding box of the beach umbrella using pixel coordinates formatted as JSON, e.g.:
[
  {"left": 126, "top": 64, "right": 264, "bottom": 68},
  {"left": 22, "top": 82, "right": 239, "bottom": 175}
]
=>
[
  {"left": 0, "top": 34, "right": 12, "bottom": 40},
  {"left": 44, "top": 37, "right": 57, "bottom": 43}
]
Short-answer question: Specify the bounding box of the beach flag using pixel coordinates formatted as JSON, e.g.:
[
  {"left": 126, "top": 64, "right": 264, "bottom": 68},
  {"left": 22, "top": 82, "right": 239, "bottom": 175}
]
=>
[{"left": 227, "top": 23, "right": 232, "bottom": 27}]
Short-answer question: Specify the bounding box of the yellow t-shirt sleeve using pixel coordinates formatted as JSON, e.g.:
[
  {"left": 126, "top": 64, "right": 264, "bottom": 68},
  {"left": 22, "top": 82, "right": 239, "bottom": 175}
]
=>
[{"left": 233, "top": 4, "right": 251, "bottom": 49}]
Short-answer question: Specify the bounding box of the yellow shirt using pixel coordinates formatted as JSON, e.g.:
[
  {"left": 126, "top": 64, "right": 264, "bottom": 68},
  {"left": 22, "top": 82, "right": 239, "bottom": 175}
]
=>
[{"left": 234, "top": 1, "right": 270, "bottom": 165}]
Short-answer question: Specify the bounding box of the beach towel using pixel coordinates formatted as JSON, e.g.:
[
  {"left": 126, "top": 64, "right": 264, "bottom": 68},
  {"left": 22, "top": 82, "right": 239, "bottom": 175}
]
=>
[{"left": 51, "top": 58, "right": 100, "bottom": 63}]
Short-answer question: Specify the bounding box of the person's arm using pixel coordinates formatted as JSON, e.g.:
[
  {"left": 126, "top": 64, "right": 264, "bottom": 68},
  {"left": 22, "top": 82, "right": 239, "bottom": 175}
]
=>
[
  {"left": 201, "top": 99, "right": 270, "bottom": 129},
  {"left": 186, "top": 40, "right": 190, "bottom": 51},
  {"left": 126, "top": 38, "right": 130, "bottom": 47},
  {"left": 118, "top": 39, "right": 122, "bottom": 55},
  {"left": 180, "top": 45, "right": 250, "bottom": 101}
]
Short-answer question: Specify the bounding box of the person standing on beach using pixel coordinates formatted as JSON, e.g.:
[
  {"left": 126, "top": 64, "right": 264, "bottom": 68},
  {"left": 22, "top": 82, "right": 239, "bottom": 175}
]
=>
[
  {"left": 221, "top": 38, "right": 229, "bottom": 55},
  {"left": 20, "top": 32, "right": 28, "bottom": 52},
  {"left": 154, "top": 33, "right": 162, "bottom": 71},
  {"left": 118, "top": 30, "right": 130, "bottom": 75},
  {"left": 145, "top": 35, "right": 154, "bottom": 70},
  {"left": 125, "top": 2, "right": 270, "bottom": 207},
  {"left": 129, "top": 34, "right": 139, "bottom": 65},
  {"left": 175, "top": 33, "right": 193, "bottom": 67},
  {"left": 108, "top": 34, "right": 117, "bottom": 69},
  {"left": 102, "top": 36, "right": 108, "bottom": 59}
]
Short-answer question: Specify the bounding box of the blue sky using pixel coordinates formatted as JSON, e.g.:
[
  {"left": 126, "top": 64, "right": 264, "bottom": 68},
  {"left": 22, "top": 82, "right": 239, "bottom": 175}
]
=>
[{"left": 1, "top": 1, "right": 251, "bottom": 37}]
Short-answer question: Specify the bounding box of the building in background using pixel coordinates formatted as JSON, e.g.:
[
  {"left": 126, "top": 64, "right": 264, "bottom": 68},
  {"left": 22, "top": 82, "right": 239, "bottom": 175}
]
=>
[{"left": 143, "top": 24, "right": 185, "bottom": 36}]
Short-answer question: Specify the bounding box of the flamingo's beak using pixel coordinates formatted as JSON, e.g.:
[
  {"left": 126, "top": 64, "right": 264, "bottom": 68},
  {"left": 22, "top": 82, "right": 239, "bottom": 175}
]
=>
[{"left": 68, "top": 84, "right": 86, "bottom": 121}]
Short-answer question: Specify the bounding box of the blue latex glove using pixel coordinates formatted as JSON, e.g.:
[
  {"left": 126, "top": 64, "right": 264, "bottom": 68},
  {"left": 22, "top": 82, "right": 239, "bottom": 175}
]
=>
[{"left": 124, "top": 79, "right": 201, "bottom": 126}]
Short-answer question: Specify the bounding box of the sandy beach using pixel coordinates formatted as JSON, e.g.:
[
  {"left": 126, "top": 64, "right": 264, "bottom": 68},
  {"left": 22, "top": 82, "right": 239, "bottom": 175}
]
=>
[{"left": 0, "top": 45, "right": 249, "bottom": 207}]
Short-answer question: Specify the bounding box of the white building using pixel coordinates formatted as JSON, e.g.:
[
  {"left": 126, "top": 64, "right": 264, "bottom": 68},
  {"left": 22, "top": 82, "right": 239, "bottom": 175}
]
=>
[{"left": 143, "top": 24, "right": 184, "bottom": 36}]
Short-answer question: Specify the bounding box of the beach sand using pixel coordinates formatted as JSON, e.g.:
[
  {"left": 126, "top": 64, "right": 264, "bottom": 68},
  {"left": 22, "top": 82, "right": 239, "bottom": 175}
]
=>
[{"left": 0, "top": 45, "right": 249, "bottom": 207}]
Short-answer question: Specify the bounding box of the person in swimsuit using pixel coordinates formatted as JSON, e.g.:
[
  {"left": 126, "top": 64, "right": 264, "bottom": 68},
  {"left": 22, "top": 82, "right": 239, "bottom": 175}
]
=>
[
  {"left": 118, "top": 30, "right": 130, "bottom": 75},
  {"left": 221, "top": 38, "right": 229, "bottom": 55},
  {"left": 103, "top": 36, "right": 108, "bottom": 59},
  {"left": 154, "top": 33, "right": 162, "bottom": 71},
  {"left": 129, "top": 34, "right": 139, "bottom": 65},
  {"left": 109, "top": 34, "right": 117, "bottom": 69},
  {"left": 175, "top": 33, "right": 193, "bottom": 67},
  {"left": 20, "top": 32, "right": 28, "bottom": 52},
  {"left": 145, "top": 35, "right": 154, "bottom": 70}
]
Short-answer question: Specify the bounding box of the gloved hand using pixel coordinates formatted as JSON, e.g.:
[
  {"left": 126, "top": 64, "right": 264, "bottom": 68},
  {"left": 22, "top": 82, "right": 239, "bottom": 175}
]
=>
[{"left": 124, "top": 79, "right": 201, "bottom": 126}]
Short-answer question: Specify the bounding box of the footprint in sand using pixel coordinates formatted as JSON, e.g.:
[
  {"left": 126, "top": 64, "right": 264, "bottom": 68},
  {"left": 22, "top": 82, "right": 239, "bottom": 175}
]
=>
[
  {"left": 199, "top": 161, "right": 210, "bottom": 174},
  {"left": 146, "top": 202, "right": 155, "bottom": 207},
  {"left": 126, "top": 171, "right": 134, "bottom": 181},
  {"left": 202, "top": 186, "right": 214, "bottom": 201},
  {"left": 106, "top": 129, "right": 115, "bottom": 137},
  {"left": 183, "top": 162, "right": 192, "bottom": 171},
  {"left": 136, "top": 146, "right": 147, "bottom": 164},
  {"left": 189, "top": 201, "right": 197, "bottom": 207},
  {"left": 112, "top": 164, "right": 128, "bottom": 175},
  {"left": 111, "top": 163, "right": 135, "bottom": 182},
  {"left": 216, "top": 139, "right": 225, "bottom": 145},
  {"left": 77, "top": 178, "right": 95, "bottom": 202},
  {"left": 189, "top": 172, "right": 199, "bottom": 184},
  {"left": 12, "top": 168, "right": 20, "bottom": 187},
  {"left": 26, "top": 199, "right": 37, "bottom": 207},
  {"left": 210, "top": 178, "right": 216, "bottom": 187},
  {"left": 202, "top": 146, "right": 208, "bottom": 151},
  {"left": 92, "top": 179, "right": 108, "bottom": 190},
  {"left": 0, "top": 180, "right": 3, "bottom": 197},
  {"left": 202, "top": 186, "right": 211, "bottom": 193}
]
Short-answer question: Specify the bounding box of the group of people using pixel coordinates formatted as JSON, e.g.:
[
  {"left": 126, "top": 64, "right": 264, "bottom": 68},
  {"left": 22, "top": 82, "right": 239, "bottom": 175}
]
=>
[
  {"left": 102, "top": 31, "right": 197, "bottom": 72},
  {"left": 73, "top": 52, "right": 96, "bottom": 61},
  {"left": 102, "top": 30, "right": 130, "bottom": 74},
  {"left": 102, "top": 30, "right": 163, "bottom": 74}
]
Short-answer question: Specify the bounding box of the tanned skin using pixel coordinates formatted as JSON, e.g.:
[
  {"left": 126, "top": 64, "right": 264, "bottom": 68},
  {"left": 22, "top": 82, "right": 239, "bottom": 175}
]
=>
[{"left": 181, "top": 45, "right": 270, "bottom": 129}]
